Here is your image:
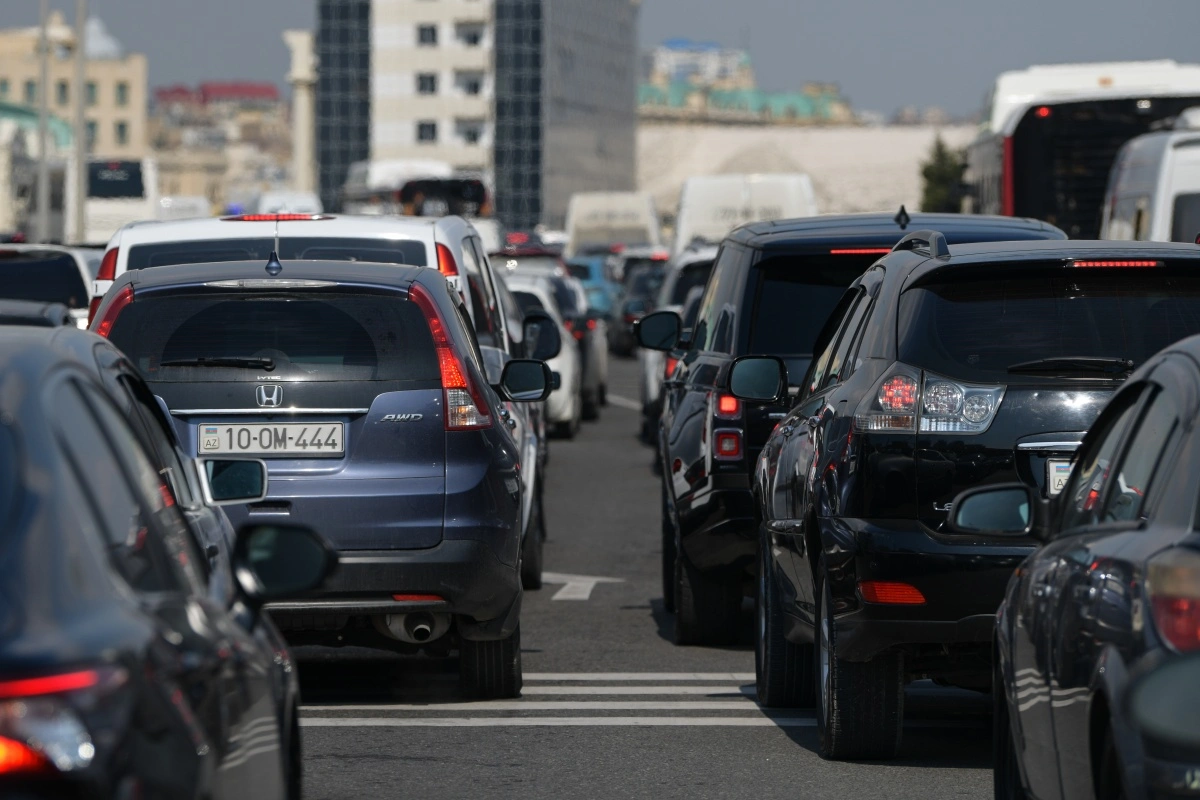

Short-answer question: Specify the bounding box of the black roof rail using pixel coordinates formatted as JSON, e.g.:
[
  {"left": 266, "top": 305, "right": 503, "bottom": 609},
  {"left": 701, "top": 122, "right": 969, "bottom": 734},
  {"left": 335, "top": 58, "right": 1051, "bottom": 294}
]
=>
[{"left": 892, "top": 229, "right": 950, "bottom": 259}]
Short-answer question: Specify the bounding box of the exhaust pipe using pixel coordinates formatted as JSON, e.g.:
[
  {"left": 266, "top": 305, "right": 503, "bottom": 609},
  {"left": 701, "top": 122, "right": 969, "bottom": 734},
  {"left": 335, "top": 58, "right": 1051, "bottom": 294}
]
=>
[
  {"left": 405, "top": 613, "right": 435, "bottom": 642},
  {"left": 375, "top": 611, "right": 450, "bottom": 645}
]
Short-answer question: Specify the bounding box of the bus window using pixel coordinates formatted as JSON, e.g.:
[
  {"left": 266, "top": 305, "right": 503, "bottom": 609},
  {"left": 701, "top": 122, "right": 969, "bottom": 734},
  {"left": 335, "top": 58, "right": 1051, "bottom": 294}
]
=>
[{"left": 88, "top": 161, "right": 145, "bottom": 199}]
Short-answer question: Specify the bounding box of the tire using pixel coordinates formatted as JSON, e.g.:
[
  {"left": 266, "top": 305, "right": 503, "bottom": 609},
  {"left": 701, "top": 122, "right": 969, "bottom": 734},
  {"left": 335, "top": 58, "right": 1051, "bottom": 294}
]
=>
[
  {"left": 521, "top": 488, "right": 545, "bottom": 590},
  {"left": 581, "top": 390, "right": 600, "bottom": 421},
  {"left": 1096, "top": 728, "right": 1127, "bottom": 800},
  {"left": 460, "top": 625, "right": 523, "bottom": 699},
  {"left": 285, "top": 701, "right": 302, "bottom": 800},
  {"left": 552, "top": 392, "right": 581, "bottom": 439},
  {"left": 816, "top": 576, "right": 904, "bottom": 760},
  {"left": 674, "top": 551, "right": 742, "bottom": 646},
  {"left": 662, "top": 481, "right": 676, "bottom": 613},
  {"left": 599, "top": 383, "right": 608, "bottom": 406},
  {"left": 993, "top": 664, "right": 1029, "bottom": 800},
  {"left": 756, "top": 531, "right": 815, "bottom": 708}
]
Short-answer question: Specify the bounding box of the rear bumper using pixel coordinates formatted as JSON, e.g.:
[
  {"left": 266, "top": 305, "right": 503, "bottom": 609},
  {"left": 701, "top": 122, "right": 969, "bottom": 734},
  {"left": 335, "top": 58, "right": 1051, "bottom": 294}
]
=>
[
  {"left": 266, "top": 539, "right": 521, "bottom": 641},
  {"left": 677, "top": 476, "right": 756, "bottom": 577},
  {"left": 821, "top": 516, "right": 1034, "bottom": 662}
]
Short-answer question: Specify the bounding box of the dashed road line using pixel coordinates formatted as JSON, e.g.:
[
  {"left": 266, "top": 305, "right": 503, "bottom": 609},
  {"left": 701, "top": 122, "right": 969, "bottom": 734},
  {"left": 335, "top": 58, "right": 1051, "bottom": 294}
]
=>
[{"left": 603, "top": 393, "right": 642, "bottom": 412}]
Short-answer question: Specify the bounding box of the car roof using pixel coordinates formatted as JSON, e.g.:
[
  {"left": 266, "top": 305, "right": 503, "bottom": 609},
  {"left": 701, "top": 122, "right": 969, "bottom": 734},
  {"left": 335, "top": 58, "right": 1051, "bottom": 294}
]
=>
[
  {"left": 117, "top": 258, "right": 433, "bottom": 292},
  {"left": 0, "top": 299, "right": 75, "bottom": 327},
  {"left": 0, "top": 326, "right": 79, "bottom": 388},
  {"left": 109, "top": 213, "right": 463, "bottom": 248},
  {"left": 731, "top": 212, "right": 1066, "bottom": 250}
]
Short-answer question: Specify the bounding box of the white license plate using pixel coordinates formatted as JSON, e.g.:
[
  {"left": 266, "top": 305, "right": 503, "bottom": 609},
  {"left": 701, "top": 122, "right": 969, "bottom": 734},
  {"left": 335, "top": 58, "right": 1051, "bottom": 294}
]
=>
[
  {"left": 1046, "top": 458, "right": 1073, "bottom": 496},
  {"left": 198, "top": 423, "right": 344, "bottom": 456}
]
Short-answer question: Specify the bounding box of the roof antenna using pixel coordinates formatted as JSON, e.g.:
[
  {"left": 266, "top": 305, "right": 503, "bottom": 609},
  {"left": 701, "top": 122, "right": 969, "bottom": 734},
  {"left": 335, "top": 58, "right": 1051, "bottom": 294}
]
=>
[
  {"left": 265, "top": 251, "right": 283, "bottom": 276},
  {"left": 894, "top": 205, "right": 911, "bottom": 230}
]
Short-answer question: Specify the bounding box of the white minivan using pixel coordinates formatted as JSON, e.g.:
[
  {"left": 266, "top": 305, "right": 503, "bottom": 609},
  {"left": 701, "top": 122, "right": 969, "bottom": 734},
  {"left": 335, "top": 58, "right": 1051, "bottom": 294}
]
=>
[
  {"left": 1101, "top": 122, "right": 1200, "bottom": 242},
  {"left": 671, "top": 173, "right": 818, "bottom": 256}
]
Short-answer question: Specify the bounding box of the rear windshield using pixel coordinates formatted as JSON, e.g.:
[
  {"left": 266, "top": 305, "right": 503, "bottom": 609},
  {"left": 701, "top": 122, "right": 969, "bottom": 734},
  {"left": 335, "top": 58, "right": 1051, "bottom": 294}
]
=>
[
  {"left": 512, "top": 291, "right": 545, "bottom": 315},
  {"left": 898, "top": 267, "right": 1200, "bottom": 383},
  {"left": 566, "top": 263, "right": 593, "bottom": 281},
  {"left": 549, "top": 278, "right": 581, "bottom": 316},
  {"left": 1172, "top": 194, "right": 1200, "bottom": 243},
  {"left": 0, "top": 251, "right": 88, "bottom": 308},
  {"left": 126, "top": 237, "right": 428, "bottom": 270},
  {"left": 669, "top": 261, "right": 714, "bottom": 305},
  {"left": 625, "top": 266, "right": 666, "bottom": 299},
  {"left": 107, "top": 291, "right": 439, "bottom": 383},
  {"left": 88, "top": 161, "right": 145, "bottom": 199},
  {"left": 746, "top": 256, "right": 881, "bottom": 356}
]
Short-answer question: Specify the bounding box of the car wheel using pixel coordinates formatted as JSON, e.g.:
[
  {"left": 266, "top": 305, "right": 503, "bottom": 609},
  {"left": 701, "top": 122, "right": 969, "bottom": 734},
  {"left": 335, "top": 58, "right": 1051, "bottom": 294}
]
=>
[
  {"left": 521, "top": 487, "right": 545, "bottom": 590},
  {"left": 756, "top": 529, "right": 815, "bottom": 708},
  {"left": 285, "top": 701, "right": 302, "bottom": 800},
  {"left": 993, "top": 662, "right": 1029, "bottom": 799},
  {"left": 816, "top": 575, "right": 903, "bottom": 760},
  {"left": 581, "top": 390, "right": 600, "bottom": 421},
  {"left": 662, "top": 481, "right": 676, "bottom": 613},
  {"left": 460, "top": 625, "right": 523, "bottom": 699},
  {"left": 674, "top": 551, "right": 741, "bottom": 646},
  {"left": 599, "top": 383, "right": 608, "bottom": 406},
  {"left": 1097, "top": 728, "right": 1127, "bottom": 800}
]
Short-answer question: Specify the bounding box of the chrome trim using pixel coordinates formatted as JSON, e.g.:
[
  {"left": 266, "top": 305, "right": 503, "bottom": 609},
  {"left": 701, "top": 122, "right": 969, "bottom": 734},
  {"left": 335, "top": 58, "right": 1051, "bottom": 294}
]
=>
[
  {"left": 1016, "top": 441, "right": 1082, "bottom": 451},
  {"left": 172, "top": 408, "right": 369, "bottom": 416}
]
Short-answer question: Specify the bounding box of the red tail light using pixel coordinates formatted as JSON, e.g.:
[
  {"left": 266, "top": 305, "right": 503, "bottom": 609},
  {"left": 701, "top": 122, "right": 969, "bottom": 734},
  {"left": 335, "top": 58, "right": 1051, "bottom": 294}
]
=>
[
  {"left": 572, "top": 329, "right": 585, "bottom": 341},
  {"left": 0, "top": 736, "right": 49, "bottom": 776},
  {"left": 436, "top": 243, "right": 459, "bottom": 277},
  {"left": 87, "top": 296, "right": 103, "bottom": 325},
  {"left": 859, "top": 581, "right": 926, "bottom": 605},
  {"left": 97, "top": 247, "right": 118, "bottom": 281},
  {"left": 665, "top": 356, "right": 679, "bottom": 378},
  {"left": 392, "top": 593, "right": 445, "bottom": 602},
  {"left": 651, "top": 249, "right": 669, "bottom": 262},
  {"left": 0, "top": 669, "right": 100, "bottom": 700},
  {"left": 1149, "top": 548, "right": 1200, "bottom": 652},
  {"left": 1035, "top": 106, "right": 1052, "bottom": 119},
  {"left": 408, "top": 283, "right": 490, "bottom": 430},
  {"left": 878, "top": 375, "right": 919, "bottom": 412},
  {"left": 1002, "top": 136, "right": 1015, "bottom": 216},
  {"left": 714, "top": 430, "right": 742, "bottom": 460},
  {"left": 586, "top": 318, "right": 597, "bottom": 331},
  {"left": 93, "top": 286, "right": 133, "bottom": 338},
  {"left": 1072, "top": 260, "right": 1160, "bottom": 268},
  {"left": 830, "top": 248, "right": 891, "bottom": 255},
  {"left": 221, "top": 213, "right": 329, "bottom": 221},
  {"left": 716, "top": 393, "right": 740, "bottom": 419}
]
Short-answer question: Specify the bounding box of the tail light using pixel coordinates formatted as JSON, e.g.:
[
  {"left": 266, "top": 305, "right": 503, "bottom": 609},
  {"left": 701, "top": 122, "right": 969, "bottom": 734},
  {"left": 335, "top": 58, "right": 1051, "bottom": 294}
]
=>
[
  {"left": 221, "top": 213, "right": 329, "bottom": 221},
  {"left": 1072, "top": 260, "right": 1160, "bottom": 268},
  {"left": 854, "top": 365, "right": 1004, "bottom": 434},
  {"left": 586, "top": 318, "right": 597, "bottom": 331},
  {"left": 664, "top": 356, "right": 679, "bottom": 378},
  {"left": 715, "top": 393, "right": 741, "bottom": 419},
  {"left": 88, "top": 247, "right": 119, "bottom": 325},
  {"left": 713, "top": 429, "right": 742, "bottom": 460},
  {"left": 92, "top": 285, "right": 134, "bottom": 338},
  {"left": 623, "top": 313, "right": 638, "bottom": 324},
  {"left": 855, "top": 366, "right": 920, "bottom": 431},
  {"left": 859, "top": 580, "right": 926, "bottom": 605},
  {"left": 1149, "top": 548, "right": 1200, "bottom": 652},
  {"left": 572, "top": 328, "right": 585, "bottom": 341},
  {"left": 0, "top": 665, "right": 127, "bottom": 775},
  {"left": 436, "top": 243, "right": 459, "bottom": 277},
  {"left": 830, "top": 248, "right": 891, "bottom": 255},
  {"left": 408, "top": 283, "right": 491, "bottom": 431}
]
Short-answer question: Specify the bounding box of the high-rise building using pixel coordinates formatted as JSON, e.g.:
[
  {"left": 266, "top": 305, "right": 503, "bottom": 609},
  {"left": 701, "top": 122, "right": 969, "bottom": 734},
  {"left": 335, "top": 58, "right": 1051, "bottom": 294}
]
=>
[{"left": 315, "top": 0, "right": 371, "bottom": 211}]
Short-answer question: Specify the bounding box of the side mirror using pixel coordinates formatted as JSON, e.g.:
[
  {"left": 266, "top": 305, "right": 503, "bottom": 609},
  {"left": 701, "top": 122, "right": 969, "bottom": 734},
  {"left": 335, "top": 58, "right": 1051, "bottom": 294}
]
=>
[
  {"left": 500, "top": 359, "right": 553, "bottom": 402},
  {"left": 551, "top": 371, "right": 562, "bottom": 391},
  {"left": 729, "top": 355, "right": 787, "bottom": 403},
  {"left": 232, "top": 523, "right": 337, "bottom": 608},
  {"left": 946, "top": 483, "right": 1043, "bottom": 538},
  {"left": 1127, "top": 652, "right": 1200, "bottom": 750},
  {"left": 635, "top": 310, "right": 682, "bottom": 351},
  {"left": 523, "top": 310, "right": 562, "bottom": 361},
  {"left": 199, "top": 458, "right": 268, "bottom": 506}
]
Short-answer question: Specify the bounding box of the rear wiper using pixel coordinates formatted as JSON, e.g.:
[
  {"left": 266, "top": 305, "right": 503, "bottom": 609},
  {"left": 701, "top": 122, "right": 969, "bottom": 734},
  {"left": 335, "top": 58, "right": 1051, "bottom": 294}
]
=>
[
  {"left": 1007, "top": 356, "right": 1134, "bottom": 376},
  {"left": 159, "top": 357, "right": 275, "bottom": 370}
]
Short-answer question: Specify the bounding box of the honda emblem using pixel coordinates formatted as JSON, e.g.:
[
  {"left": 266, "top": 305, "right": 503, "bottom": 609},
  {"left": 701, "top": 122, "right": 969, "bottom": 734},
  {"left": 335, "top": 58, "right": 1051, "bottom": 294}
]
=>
[{"left": 256, "top": 384, "right": 283, "bottom": 408}]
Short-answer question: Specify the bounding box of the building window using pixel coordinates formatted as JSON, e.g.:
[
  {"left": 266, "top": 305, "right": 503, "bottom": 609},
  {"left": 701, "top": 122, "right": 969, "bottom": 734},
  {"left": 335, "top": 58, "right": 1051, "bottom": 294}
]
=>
[
  {"left": 86, "top": 81, "right": 97, "bottom": 106},
  {"left": 455, "top": 23, "right": 484, "bottom": 47},
  {"left": 24, "top": 80, "right": 36, "bottom": 104},
  {"left": 116, "top": 81, "right": 129, "bottom": 107},
  {"left": 417, "top": 73, "right": 438, "bottom": 95},
  {"left": 0, "top": 79, "right": 8, "bottom": 99},
  {"left": 455, "top": 71, "right": 484, "bottom": 96},
  {"left": 115, "top": 121, "right": 128, "bottom": 145},
  {"left": 417, "top": 25, "right": 438, "bottom": 46},
  {"left": 456, "top": 119, "right": 485, "bottom": 145},
  {"left": 56, "top": 80, "right": 69, "bottom": 106},
  {"left": 417, "top": 121, "right": 437, "bottom": 142},
  {"left": 85, "top": 120, "right": 96, "bottom": 151}
]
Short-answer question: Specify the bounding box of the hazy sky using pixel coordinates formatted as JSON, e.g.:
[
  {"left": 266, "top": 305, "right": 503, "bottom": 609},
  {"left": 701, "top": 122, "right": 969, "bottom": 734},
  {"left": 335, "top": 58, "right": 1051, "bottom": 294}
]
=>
[{"left": 5, "top": 1, "right": 1200, "bottom": 114}]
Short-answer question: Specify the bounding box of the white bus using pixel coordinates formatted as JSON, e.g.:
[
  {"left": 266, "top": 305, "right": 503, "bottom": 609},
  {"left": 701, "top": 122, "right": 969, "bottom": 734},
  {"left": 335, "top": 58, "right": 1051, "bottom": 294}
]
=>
[
  {"left": 965, "top": 60, "right": 1200, "bottom": 238},
  {"left": 671, "top": 174, "right": 818, "bottom": 256},
  {"left": 66, "top": 157, "right": 159, "bottom": 246}
]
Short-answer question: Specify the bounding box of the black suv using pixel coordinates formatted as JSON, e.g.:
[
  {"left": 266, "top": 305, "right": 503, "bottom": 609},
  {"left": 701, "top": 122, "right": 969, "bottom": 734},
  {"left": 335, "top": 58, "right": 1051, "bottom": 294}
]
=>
[
  {"left": 636, "top": 212, "right": 1066, "bottom": 645},
  {"left": 730, "top": 235, "right": 1200, "bottom": 759}
]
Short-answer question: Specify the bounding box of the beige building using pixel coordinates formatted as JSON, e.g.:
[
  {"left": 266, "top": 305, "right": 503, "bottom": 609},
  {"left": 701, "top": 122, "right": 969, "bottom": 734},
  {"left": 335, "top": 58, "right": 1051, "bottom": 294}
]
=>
[
  {"left": 0, "top": 12, "right": 147, "bottom": 160},
  {"left": 370, "top": 0, "right": 493, "bottom": 172}
]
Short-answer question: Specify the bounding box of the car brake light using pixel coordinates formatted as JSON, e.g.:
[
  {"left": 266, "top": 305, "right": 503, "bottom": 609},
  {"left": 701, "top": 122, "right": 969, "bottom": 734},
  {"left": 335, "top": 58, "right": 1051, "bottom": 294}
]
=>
[
  {"left": 221, "top": 213, "right": 329, "bottom": 222},
  {"left": 436, "top": 243, "right": 459, "bottom": 277},
  {"left": 651, "top": 250, "right": 669, "bottom": 262},
  {"left": 92, "top": 285, "right": 133, "bottom": 338},
  {"left": 572, "top": 328, "right": 585, "bottom": 341},
  {"left": 854, "top": 368, "right": 921, "bottom": 432},
  {"left": 0, "top": 736, "right": 50, "bottom": 775},
  {"left": 586, "top": 318, "right": 597, "bottom": 331},
  {"left": 407, "top": 283, "right": 490, "bottom": 430},
  {"left": 859, "top": 581, "right": 926, "bottom": 605},
  {"left": 86, "top": 296, "right": 103, "bottom": 325},
  {"left": 1149, "top": 548, "right": 1200, "bottom": 652},
  {"left": 714, "top": 429, "right": 742, "bottom": 460},
  {"left": 830, "top": 248, "right": 892, "bottom": 255},
  {"left": 97, "top": 247, "right": 117, "bottom": 281},
  {"left": 716, "top": 393, "right": 740, "bottom": 419},
  {"left": 879, "top": 375, "right": 918, "bottom": 412},
  {"left": 1072, "top": 260, "right": 1160, "bottom": 268},
  {"left": 665, "top": 356, "right": 679, "bottom": 378},
  {"left": 392, "top": 593, "right": 445, "bottom": 602},
  {"left": 0, "top": 670, "right": 100, "bottom": 700},
  {"left": 1035, "top": 106, "right": 1052, "bottom": 119}
]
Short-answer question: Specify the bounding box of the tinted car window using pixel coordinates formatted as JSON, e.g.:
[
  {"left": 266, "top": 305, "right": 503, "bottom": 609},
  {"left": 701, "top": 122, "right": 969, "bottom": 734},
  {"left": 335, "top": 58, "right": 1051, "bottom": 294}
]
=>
[
  {"left": 108, "top": 291, "right": 439, "bottom": 383},
  {"left": 625, "top": 265, "right": 666, "bottom": 300},
  {"left": 0, "top": 426, "right": 16, "bottom": 528},
  {"left": 513, "top": 291, "right": 545, "bottom": 315},
  {"left": 1104, "top": 389, "right": 1178, "bottom": 522},
  {"left": 747, "top": 257, "right": 879, "bottom": 357},
  {"left": 127, "top": 237, "right": 428, "bottom": 270},
  {"left": 549, "top": 277, "right": 583, "bottom": 316},
  {"left": 0, "top": 251, "right": 88, "bottom": 308},
  {"left": 670, "top": 262, "right": 714, "bottom": 305},
  {"left": 567, "top": 263, "right": 593, "bottom": 281},
  {"left": 1062, "top": 399, "right": 1139, "bottom": 531},
  {"left": 824, "top": 293, "right": 872, "bottom": 389},
  {"left": 87, "top": 160, "right": 144, "bottom": 199},
  {"left": 898, "top": 268, "right": 1200, "bottom": 383},
  {"left": 1172, "top": 194, "right": 1200, "bottom": 243}
]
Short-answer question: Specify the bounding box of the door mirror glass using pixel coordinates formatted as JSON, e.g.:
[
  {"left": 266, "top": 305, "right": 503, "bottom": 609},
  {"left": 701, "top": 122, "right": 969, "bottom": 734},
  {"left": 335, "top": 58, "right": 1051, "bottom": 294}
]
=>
[
  {"left": 948, "top": 484, "right": 1033, "bottom": 535},
  {"left": 550, "top": 371, "right": 562, "bottom": 391},
  {"left": 522, "top": 310, "right": 562, "bottom": 361},
  {"left": 500, "top": 359, "right": 552, "bottom": 402},
  {"left": 730, "top": 356, "right": 787, "bottom": 402},
  {"left": 635, "top": 311, "right": 681, "bottom": 351},
  {"left": 233, "top": 523, "right": 337, "bottom": 605},
  {"left": 1128, "top": 653, "right": 1200, "bottom": 750},
  {"left": 200, "top": 458, "right": 268, "bottom": 505}
]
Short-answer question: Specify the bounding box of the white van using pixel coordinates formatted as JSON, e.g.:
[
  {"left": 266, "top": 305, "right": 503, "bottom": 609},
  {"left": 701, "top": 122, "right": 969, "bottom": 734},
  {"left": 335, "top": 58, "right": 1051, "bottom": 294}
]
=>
[
  {"left": 253, "top": 190, "right": 324, "bottom": 215},
  {"left": 1101, "top": 122, "right": 1200, "bottom": 242},
  {"left": 671, "top": 173, "right": 818, "bottom": 256},
  {"left": 564, "top": 191, "right": 661, "bottom": 257}
]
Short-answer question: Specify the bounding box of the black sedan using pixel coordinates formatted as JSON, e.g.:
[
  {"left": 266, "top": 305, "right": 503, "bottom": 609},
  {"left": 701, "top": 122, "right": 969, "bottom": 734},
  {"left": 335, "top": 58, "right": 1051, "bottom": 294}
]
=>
[
  {"left": 0, "top": 326, "right": 336, "bottom": 799},
  {"left": 947, "top": 332, "right": 1200, "bottom": 800}
]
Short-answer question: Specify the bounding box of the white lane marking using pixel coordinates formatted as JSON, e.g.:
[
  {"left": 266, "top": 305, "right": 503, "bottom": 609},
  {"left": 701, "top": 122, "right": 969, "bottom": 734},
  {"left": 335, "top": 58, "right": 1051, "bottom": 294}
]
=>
[
  {"left": 523, "top": 676, "right": 748, "bottom": 681},
  {"left": 302, "top": 716, "right": 814, "bottom": 728},
  {"left": 541, "top": 572, "right": 624, "bottom": 601},
  {"left": 302, "top": 700, "right": 758, "bottom": 712},
  {"left": 522, "top": 686, "right": 753, "bottom": 696},
  {"left": 604, "top": 394, "right": 641, "bottom": 411}
]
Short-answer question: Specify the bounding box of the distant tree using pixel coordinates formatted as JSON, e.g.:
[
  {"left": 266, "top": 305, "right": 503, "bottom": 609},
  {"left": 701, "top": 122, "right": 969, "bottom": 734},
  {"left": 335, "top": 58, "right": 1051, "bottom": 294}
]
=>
[{"left": 920, "top": 136, "right": 966, "bottom": 213}]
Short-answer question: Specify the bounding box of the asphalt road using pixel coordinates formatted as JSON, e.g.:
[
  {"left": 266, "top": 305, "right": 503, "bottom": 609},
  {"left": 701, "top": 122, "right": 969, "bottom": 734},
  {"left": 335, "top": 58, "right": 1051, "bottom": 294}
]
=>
[{"left": 296, "top": 358, "right": 993, "bottom": 800}]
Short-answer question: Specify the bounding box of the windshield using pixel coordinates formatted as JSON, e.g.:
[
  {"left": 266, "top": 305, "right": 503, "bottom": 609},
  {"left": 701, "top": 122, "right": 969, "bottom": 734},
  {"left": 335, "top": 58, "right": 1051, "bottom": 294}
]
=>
[
  {"left": 125, "top": 237, "right": 428, "bottom": 269},
  {"left": 898, "top": 267, "right": 1200, "bottom": 382},
  {"left": 88, "top": 160, "right": 145, "bottom": 199},
  {"left": 108, "top": 291, "right": 439, "bottom": 383},
  {"left": 0, "top": 251, "right": 88, "bottom": 308}
]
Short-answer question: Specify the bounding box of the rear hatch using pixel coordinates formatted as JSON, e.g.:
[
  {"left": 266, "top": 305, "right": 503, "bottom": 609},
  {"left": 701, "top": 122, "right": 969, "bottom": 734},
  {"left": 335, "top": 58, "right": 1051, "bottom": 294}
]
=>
[
  {"left": 0, "top": 249, "right": 90, "bottom": 326},
  {"left": 900, "top": 263, "right": 1200, "bottom": 529},
  {"left": 107, "top": 285, "right": 447, "bottom": 550}
]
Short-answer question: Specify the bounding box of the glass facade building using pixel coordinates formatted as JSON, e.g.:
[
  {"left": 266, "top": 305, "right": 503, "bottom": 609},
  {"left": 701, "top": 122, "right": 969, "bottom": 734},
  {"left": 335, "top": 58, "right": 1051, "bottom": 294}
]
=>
[{"left": 316, "top": 0, "right": 371, "bottom": 212}]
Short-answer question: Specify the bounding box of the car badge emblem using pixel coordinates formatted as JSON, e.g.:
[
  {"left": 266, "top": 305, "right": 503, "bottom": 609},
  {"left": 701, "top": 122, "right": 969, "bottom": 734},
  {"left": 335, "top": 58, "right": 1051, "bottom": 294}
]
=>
[{"left": 256, "top": 384, "right": 283, "bottom": 407}]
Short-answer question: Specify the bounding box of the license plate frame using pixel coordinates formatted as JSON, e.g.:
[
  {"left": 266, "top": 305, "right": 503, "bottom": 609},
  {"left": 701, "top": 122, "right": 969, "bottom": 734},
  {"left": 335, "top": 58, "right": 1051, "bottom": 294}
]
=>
[
  {"left": 198, "top": 422, "right": 345, "bottom": 457},
  {"left": 1046, "top": 458, "right": 1073, "bottom": 497}
]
